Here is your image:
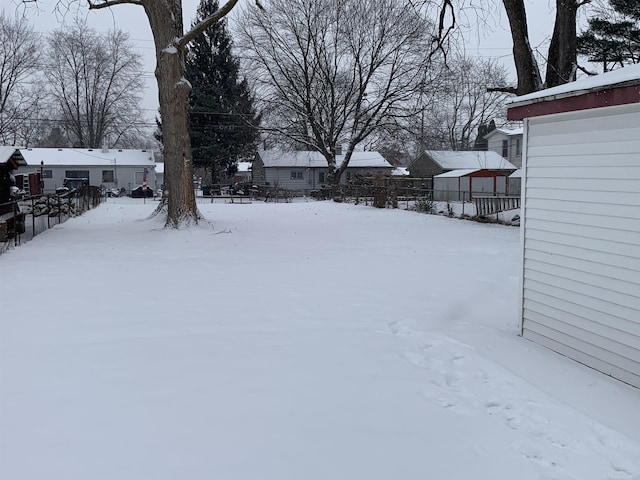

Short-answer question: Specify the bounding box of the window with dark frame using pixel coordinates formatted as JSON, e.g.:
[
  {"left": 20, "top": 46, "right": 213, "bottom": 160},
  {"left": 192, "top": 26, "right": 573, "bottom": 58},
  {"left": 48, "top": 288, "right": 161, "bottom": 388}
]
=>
[
  {"left": 501, "top": 139, "right": 509, "bottom": 158},
  {"left": 318, "top": 172, "right": 326, "bottom": 184},
  {"left": 102, "top": 170, "right": 115, "bottom": 183},
  {"left": 516, "top": 138, "right": 522, "bottom": 156},
  {"left": 42, "top": 170, "right": 53, "bottom": 179},
  {"left": 290, "top": 171, "right": 303, "bottom": 180}
]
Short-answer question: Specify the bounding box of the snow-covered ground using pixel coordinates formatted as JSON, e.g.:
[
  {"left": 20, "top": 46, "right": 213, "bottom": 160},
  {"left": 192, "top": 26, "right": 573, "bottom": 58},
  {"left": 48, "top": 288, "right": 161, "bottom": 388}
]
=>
[{"left": 1, "top": 197, "right": 639, "bottom": 480}]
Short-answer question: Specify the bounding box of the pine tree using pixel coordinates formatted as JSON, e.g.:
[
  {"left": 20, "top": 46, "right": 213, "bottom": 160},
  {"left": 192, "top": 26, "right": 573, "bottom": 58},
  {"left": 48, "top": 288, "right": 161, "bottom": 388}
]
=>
[
  {"left": 187, "top": 0, "right": 260, "bottom": 184},
  {"left": 577, "top": 0, "right": 640, "bottom": 72}
]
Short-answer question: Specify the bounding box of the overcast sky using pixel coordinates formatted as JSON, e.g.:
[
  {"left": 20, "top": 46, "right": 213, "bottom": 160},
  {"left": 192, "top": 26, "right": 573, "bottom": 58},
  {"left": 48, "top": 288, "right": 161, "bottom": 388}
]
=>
[{"left": 13, "top": 0, "right": 563, "bottom": 122}]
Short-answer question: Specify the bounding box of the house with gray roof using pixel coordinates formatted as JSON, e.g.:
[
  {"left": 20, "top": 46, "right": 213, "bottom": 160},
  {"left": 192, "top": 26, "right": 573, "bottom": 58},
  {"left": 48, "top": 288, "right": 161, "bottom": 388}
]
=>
[
  {"left": 15, "top": 147, "right": 157, "bottom": 195},
  {"left": 408, "top": 150, "right": 517, "bottom": 178},
  {"left": 253, "top": 150, "right": 393, "bottom": 192}
]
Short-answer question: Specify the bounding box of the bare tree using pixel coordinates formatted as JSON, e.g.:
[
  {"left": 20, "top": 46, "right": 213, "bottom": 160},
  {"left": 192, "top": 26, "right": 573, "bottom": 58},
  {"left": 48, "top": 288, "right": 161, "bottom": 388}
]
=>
[
  {"left": 47, "top": 19, "right": 145, "bottom": 148},
  {"left": 435, "top": 1, "right": 590, "bottom": 95},
  {"left": 501, "top": 0, "right": 590, "bottom": 94},
  {"left": 238, "top": 0, "right": 438, "bottom": 184},
  {"left": 422, "top": 55, "right": 510, "bottom": 150},
  {"left": 45, "top": 0, "right": 242, "bottom": 227},
  {"left": 0, "top": 11, "right": 43, "bottom": 145}
]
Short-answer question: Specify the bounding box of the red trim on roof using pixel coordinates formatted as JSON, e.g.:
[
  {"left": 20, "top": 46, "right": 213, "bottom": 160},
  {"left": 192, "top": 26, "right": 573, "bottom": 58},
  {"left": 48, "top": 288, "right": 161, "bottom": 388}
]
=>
[{"left": 507, "top": 84, "right": 640, "bottom": 120}]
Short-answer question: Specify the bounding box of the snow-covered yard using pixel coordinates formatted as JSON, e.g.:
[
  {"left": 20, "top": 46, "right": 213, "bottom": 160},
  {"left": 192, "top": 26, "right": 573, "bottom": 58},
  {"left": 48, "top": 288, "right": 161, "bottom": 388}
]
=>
[{"left": 1, "top": 198, "right": 639, "bottom": 480}]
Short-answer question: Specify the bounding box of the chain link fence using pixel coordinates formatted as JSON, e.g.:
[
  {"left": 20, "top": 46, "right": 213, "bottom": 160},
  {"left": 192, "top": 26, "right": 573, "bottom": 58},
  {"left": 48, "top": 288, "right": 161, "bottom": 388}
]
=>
[{"left": 0, "top": 186, "right": 103, "bottom": 256}]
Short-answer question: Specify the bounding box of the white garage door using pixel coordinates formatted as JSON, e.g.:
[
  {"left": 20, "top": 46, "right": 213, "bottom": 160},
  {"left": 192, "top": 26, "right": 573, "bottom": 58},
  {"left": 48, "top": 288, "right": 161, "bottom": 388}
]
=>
[{"left": 521, "top": 102, "right": 640, "bottom": 388}]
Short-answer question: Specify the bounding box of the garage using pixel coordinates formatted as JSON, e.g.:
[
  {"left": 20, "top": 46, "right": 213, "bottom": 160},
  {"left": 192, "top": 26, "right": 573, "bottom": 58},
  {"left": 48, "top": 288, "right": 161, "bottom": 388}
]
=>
[{"left": 508, "top": 65, "right": 640, "bottom": 388}]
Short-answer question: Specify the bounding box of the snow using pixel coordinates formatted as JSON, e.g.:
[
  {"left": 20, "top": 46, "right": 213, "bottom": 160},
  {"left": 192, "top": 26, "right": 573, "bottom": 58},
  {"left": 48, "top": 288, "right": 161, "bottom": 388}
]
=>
[
  {"left": 176, "top": 77, "right": 193, "bottom": 89},
  {"left": 1, "top": 198, "right": 639, "bottom": 480},
  {"left": 422, "top": 150, "right": 517, "bottom": 170},
  {"left": 434, "top": 168, "right": 480, "bottom": 178},
  {"left": 19, "top": 148, "right": 156, "bottom": 167},
  {"left": 259, "top": 150, "right": 392, "bottom": 168},
  {"left": 508, "top": 63, "right": 640, "bottom": 106},
  {"left": 163, "top": 45, "right": 178, "bottom": 54}
]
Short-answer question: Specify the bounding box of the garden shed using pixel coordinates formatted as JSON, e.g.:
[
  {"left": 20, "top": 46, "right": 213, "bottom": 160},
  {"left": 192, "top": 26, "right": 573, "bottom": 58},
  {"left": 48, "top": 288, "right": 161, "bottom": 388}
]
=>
[
  {"left": 507, "top": 65, "right": 640, "bottom": 388},
  {"left": 433, "top": 168, "right": 507, "bottom": 201}
]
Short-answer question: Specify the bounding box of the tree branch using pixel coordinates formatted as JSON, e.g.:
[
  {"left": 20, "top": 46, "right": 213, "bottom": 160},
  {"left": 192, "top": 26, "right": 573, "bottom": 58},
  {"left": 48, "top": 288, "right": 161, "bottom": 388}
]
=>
[
  {"left": 86, "top": 0, "right": 142, "bottom": 10},
  {"left": 487, "top": 86, "right": 517, "bottom": 94},
  {"left": 179, "top": 0, "right": 240, "bottom": 48}
]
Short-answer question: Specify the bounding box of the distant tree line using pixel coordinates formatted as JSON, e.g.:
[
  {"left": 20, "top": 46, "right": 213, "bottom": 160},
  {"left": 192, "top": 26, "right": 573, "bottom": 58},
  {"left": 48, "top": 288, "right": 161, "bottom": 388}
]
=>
[{"left": 0, "top": 13, "right": 148, "bottom": 149}]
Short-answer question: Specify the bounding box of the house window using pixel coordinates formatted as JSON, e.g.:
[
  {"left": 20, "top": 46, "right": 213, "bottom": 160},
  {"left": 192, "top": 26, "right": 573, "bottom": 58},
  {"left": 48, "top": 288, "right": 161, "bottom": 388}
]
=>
[
  {"left": 516, "top": 138, "right": 522, "bottom": 156},
  {"left": 65, "top": 170, "right": 90, "bottom": 179},
  {"left": 102, "top": 170, "right": 115, "bottom": 183},
  {"left": 42, "top": 169, "right": 53, "bottom": 179},
  {"left": 290, "top": 171, "right": 304, "bottom": 180},
  {"left": 318, "top": 172, "right": 326, "bottom": 184},
  {"left": 501, "top": 139, "right": 508, "bottom": 158}
]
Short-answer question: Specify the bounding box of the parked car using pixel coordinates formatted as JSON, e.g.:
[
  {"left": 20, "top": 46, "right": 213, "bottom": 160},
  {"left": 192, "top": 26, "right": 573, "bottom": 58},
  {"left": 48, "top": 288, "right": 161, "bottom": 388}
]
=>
[
  {"left": 130, "top": 185, "right": 153, "bottom": 198},
  {"left": 105, "top": 187, "right": 121, "bottom": 197}
]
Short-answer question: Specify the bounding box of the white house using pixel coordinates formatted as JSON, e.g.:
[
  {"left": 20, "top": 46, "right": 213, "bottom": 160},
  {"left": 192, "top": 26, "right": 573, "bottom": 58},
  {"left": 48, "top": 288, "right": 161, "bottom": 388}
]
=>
[
  {"left": 253, "top": 150, "right": 393, "bottom": 192},
  {"left": 16, "top": 148, "right": 157, "bottom": 195},
  {"left": 485, "top": 127, "right": 524, "bottom": 168},
  {"left": 508, "top": 64, "right": 640, "bottom": 388}
]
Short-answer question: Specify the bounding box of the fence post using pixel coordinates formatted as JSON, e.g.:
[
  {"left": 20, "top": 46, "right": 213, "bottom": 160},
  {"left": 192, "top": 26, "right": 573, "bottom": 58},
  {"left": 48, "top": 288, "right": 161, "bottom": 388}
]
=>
[{"left": 31, "top": 197, "right": 35, "bottom": 236}]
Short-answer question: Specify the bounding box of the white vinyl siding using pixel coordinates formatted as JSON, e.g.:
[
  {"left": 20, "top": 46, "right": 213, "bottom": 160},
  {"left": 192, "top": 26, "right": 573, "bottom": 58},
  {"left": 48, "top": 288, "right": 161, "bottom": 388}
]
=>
[{"left": 521, "top": 102, "right": 640, "bottom": 388}]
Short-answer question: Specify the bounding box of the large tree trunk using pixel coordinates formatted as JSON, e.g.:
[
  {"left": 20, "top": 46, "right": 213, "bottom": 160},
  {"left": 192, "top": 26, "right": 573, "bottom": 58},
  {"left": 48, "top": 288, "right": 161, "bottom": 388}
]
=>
[
  {"left": 144, "top": 2, "right": 199, "bottom": 227},
  {"left": 545, "top": 0, "right": 578, "bottom": 88},
  {"left": 502, "top": 0, "right": 543, "bottom": 95}
]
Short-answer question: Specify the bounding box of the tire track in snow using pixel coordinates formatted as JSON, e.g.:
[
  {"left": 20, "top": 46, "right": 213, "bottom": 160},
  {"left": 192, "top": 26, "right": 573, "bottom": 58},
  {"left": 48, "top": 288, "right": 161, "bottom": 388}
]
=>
[{"left": 387, "top": 319, "right": 640, "bottom": 480}]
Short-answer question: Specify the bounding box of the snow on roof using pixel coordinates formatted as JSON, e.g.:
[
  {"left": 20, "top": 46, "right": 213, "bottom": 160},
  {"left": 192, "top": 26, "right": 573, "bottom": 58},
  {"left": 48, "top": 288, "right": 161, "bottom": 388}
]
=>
[
  {"left": 391, "top": 167, "right": 410, "bottom": 176},
  {"left": 20, "top": 148, "right": 156, "bottom": 167},
  {"left": 259, "top": 150, "right": 392, "bottom": 169},
  {"left": 508, "top": 63, "right": 640, "bottom": 106},
  {"left": 155, "top": 163, "right": 164, "bottom": 174},
  {"left": 237, "top": 161, "right": 252, "bottom": 173},
  {"left": 434, "top": 169, "right": 481, "bottom": 178},
  {"left": 509, "top": 169, "right": 522, "bottom": 178},
  {"left": 423, "top": 150, "right": 516, "bottom": 170},
  {"left": 485, "top": 127, "right": 524, "bottom": 139},
  {"left": 0, "top": 146, "right": 26, "bottom": 166}
]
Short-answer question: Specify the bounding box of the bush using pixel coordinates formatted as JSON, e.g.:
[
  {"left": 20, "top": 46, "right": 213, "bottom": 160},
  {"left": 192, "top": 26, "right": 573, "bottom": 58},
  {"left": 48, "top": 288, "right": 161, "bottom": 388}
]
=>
[{"left": 414, "top": 198, "right": 436, "bottom": 214}]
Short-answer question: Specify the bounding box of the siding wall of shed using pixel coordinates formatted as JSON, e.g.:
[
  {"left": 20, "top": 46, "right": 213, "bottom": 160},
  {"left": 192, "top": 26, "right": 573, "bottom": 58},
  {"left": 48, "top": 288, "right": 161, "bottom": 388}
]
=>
[{"left": 521, "top": 102, "right": 640, "bottom": 388}]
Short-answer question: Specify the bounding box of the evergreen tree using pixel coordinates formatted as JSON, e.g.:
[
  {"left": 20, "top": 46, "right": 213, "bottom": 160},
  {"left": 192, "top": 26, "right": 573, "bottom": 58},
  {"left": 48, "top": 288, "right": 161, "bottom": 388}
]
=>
[
  {"left": 187, "top": 0, "right": 260, "bottom": 184},
  {"left": 577, "top": 0, "right": 640, "bottom": 72}
]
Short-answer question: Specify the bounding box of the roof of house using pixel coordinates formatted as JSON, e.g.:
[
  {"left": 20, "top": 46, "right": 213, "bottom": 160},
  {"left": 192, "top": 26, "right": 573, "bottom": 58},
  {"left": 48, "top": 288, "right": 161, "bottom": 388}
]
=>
[
  {"left": 507, "top": 64, "right": 640, "bottom": 120},
  {"left": 419, "top": 150, "right": 517, "bottom": 170},
  {"left": 391, "top": 167, "right": 410, "bottom": 176},
  {"left": 484, "top": 127, "right": 523, "bottom": 139},
  {"left": 509, "top": 169, "right": 523, "bottom": 178},
  {"left": 0, "top": 146, "right": 27, "bottom": 167},
  {"left": 19, "top": 148, "right": 156, "bottom": 167},
  {"left": 237, "top": 161, "right": 252, "bottom": 173},
  {"left": 509, "top": 64, "right": 640, "bottom": 106},
  {"left": 259, "top": 150, "right": 392, "bottom": 169},
  {"left": 434, "top": 169, "right": 481, "bottom": 178},
  {"left": 155, "top": 163, "right": 164, "bottom": 174}
]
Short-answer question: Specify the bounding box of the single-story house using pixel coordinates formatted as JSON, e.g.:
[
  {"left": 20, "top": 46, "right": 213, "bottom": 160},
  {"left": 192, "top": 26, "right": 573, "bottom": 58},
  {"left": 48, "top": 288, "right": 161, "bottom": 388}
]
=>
[
  {"left": 507, "top": 64, "right": 640, "bottom": 388},
  {"left": 433, "top": 168, "right": 508, "bottom": 201},
  {"left": 485, "top": 127, "right": 524, "bottom": 168},
  {"left": 408, "top": 150, "right": 517, "bottom": 178},
  {"left": 253, "top": 150, "right": 394, "bottom": 191},
  {"left": 16, "top": 148, "right": 157, "bottom": 195}
]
